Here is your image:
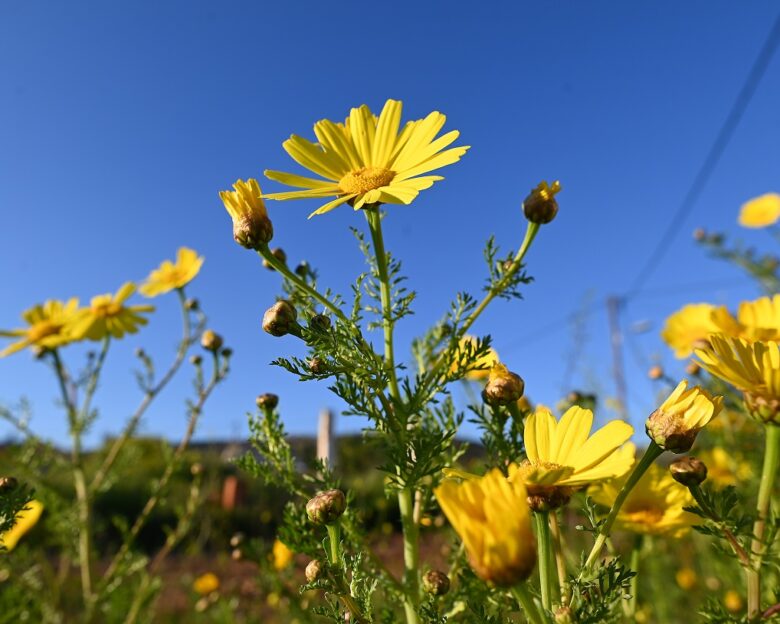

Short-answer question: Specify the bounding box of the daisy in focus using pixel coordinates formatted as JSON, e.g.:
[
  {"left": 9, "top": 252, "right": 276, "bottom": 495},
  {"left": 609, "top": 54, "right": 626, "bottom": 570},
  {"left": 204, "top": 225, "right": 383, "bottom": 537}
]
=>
[
  {"left": 263, "top": 99, "right": 469, "bottom": 217},
  {"left": 590, "top": 461, "right": 697, "bottom": 537},
  {"left": 511, "top": 405, "right": 634, "bottom": 509},
  {"left": 71, "top": 282, "right": 154, "bottom": 341},
  {"left": 0, "top": 299, "right": 83, "bottom": 357},
  {"left": 139, "top": 247, "right": 204, "bottom": 297}
]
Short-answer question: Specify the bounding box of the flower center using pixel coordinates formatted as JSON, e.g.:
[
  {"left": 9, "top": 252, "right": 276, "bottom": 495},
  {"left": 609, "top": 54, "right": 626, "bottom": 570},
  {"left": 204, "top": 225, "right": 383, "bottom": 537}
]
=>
[
  {"left": 28, "top": 320, "right": 61, "bottom": 341},
  {"left": 339, "top": 167, "right": 394, "bottom": 195}
]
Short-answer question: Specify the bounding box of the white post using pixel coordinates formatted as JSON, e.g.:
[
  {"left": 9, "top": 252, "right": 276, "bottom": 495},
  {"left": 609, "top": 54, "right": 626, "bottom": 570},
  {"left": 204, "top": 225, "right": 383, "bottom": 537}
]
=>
[{"left": 317, "top": 409, "right": 335, "bottom": 468}]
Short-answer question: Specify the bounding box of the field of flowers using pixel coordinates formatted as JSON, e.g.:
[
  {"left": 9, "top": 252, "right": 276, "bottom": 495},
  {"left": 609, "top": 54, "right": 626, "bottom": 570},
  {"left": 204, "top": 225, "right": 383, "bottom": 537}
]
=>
[{"left": 2, "top": 99, "right": 780, "bottom": 623}]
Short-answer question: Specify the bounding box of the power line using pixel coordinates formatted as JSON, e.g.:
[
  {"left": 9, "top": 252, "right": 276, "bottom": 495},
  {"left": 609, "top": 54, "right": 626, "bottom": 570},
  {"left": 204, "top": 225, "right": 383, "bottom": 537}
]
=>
[{"left": 625, "top": 14, "right": 780, "bottom": 298}]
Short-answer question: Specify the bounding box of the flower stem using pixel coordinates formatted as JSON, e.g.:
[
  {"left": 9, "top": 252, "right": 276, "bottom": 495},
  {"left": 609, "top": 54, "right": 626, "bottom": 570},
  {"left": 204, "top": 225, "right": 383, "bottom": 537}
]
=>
[
  {"left": 584, "top": 442, "right": 663, "bottom": 569},
  {"left": 535, "top": 511, "right": 555, "bottom": 611},
  {"left": 625, "top": 535, "right": 642, "bottom": 620},
  {"left": 747, "top": 424, "right": 780, "bottom": 618},
  {"left": 511, "top": 584, "right": 545, "bottom": 624},
  {"left": 327, "top": 523, "right": 341, "bottom": 566},
  {"left": 549, "top": 511, "right": 569, "bottom": 602},
  {"left": 398, "top": 488, "right": 421, "bottom": 624}
]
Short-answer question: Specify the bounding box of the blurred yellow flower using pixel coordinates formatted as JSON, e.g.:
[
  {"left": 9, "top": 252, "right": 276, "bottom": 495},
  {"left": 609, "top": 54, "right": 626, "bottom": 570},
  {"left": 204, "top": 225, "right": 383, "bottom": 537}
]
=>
[
  {"left": 450, "top": 335, "right": 499, "bottom": 381},
  {"left": 738, "top": 192, "right": 780, "bottom": 228},
  {"left": 139, "top": 247, "right": 204, "bottom": 297},
  {"left": 193, "top": 572, "right": 220, "bottom": 595},
  {"left": 590, "top": 461, "right": 697, "bottom": 537},
  {"left": 735, "top": 295, "right": 780, "bottom": 341},
  {"left": 696, "top": 335, "right": 780, "bottom": 423},
  {"left": 675, "top": 567, "right": 698, "bottom": 590},
  {"left": 0, "top": 500, "right": 44, "bottom": 551},
  {"left": 219, "top": 179, "right": 274, "bottom": 249},
  {"left": 272, "top": 538, "right": 294, "bottom": 571},
  {"left": 0, "top": 299, "right": 83, "bottom": 357},
  {"left": 71, "top": 282, "right": 154, "bottom": 341},
  {"left": 646, "top": 380, "right": 723, "bottom": 453},
  {"left": 435, "top": 468, "right": 535, "bottom": 586},
  {"left": 699, "top": 447, "right": 752, "bottom": 488},
  {"left": 511, "top": 406, "right": 634, "bottom": 507},
  {"left": 724, "top": 590, "right": 744, "bottom": 613},
  {"left": 661, "top": 303, "right": 739, "bottom": 359},
  {"left": 263, "top": 99, "right": 469, "bottom": 217}
]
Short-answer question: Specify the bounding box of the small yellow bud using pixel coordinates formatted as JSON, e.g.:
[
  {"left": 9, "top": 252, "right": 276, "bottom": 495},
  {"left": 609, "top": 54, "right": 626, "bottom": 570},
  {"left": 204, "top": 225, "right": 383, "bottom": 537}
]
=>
[
  {"left": 219, "top": 179, "right": 273, "bottom": 249},
  {"left": 263, "top": 247, "right": 288, "bottom": 270},
  {"left": 669, "top": 456, "right": 708, "bottom": 487},
  {"left": 256, "top": 393, "right": 279, "bottom": 410},
  {"left": 422, "top": 570, "right": 450, "bottom": 596},
  {"left": 262, "top": 300, "right": 299, "bottom": 337},
  {"left": 200, "top": 329, "right": 223, "bottom": 352},
  {"left": 483, "top": 363, "right": 525, "bottom": 406},
  {"left": 305, "top": 559, "right": 324, "bottom": 583},
  {"left": 522, "top": 180, "right": 561, "bottom": 225},
  {"left": 306, "top": 489, "right": 346, "bottom": 525}
]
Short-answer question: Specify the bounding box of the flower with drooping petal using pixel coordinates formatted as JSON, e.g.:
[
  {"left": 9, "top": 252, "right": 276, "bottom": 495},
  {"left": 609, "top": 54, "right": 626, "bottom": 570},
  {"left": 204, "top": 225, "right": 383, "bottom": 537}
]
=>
[
  {"left": 738, "top": 193, "right": 780, "bottom": 228},
  {"left": 696, "top": 335, "right": 780, "bottom": 423},
  {"left": 219, "top": 179, "right": 274, "bottom": 248},
  {"left": 0, "top": 500, "right": 44, "bottom": 551},
  {"left": 263, "top": 99, "right": 469, "bottom": 217},
  {"left": 645, "top": 380, "right": 723, "bottom": 453},
  {"left": 71, "top": 283, "right": 154, "bottom": 341},
  {"left": 590, "top": 460, "right": 697, "bottom": 537},
  {"left": 434, "top": 468, "right": 536, "bottom": 586},
  {"left": 0, "top": 299, "right": 83, "bottom": 357},
  {"left": 139, "top": 247, "right": 204, "bottom": 297},
  {"left": 511, "top": 405, "right": 634, "bottom": 509}
]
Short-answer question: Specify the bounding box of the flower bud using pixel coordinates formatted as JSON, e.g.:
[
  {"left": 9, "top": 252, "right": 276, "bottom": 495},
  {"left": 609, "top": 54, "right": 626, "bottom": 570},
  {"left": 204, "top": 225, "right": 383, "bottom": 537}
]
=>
[
  {"left": 189, "top": 354, "right": 202, "bottom": 366},
  {"left": 0, "top": 476, "right": 18, "bottom": 492},
  {"left": 229, "top": 532, "right": 244, "bottom": 548},
  {"left": 295, "top": 261, "right": 310, "bottom": 277},
  {"left": 693, "top": 228, "right": 706, "bottom": 242},
  {"left": 646, "top": 381, "right": 723, "bottom": 453},
  {"left": 185, "top": 298, "right": 200, "bottom": 311},
  {"left": 309, "top": 357, "right": 328, "bottom": 375},
  {"left": 190, "top": 463, "right": 203, "bottom": 476},
  {"left": 201, "top": 329, "right": 224, "bottom": 352},
  {"left": 305, "top": 559, "right": 324, "bottom": 583},
  {"left": 231, "top": 548, "right": 242, "bottom": 561},
  {"left": 522, "top": 180, "right": 561, "bottom": 225},
  {"left": 256, "top": 393, "right": 279, "bottom": 410},
  {"left": 553, "top": 606, "right": 575, "bottom": 624},
  {"left": 648, "top": 365, "right": 663, "bottom": 380},
  {"left": 483, "top": 364, "right": 525, "bottom": 406},
  {"left": 221, "top": 347, "right": 233, "bottom": 358},
  {"left": 263, "top": 247, "right": 287, "bottom": 270},
  {"left": 669, "top": 456, "right": 708, "bottom": 487},
  {"left": 685, "top": 361, "right": 701, "bottom": 376},
  {"left": 309, "top": 314, "right": 332, "bottom": 332},
  {"left": 306, "top": 489, "right": 346, "bottom": 525},
  {"left": 422, "top": 570, "right": 450, "bottom": 596},
  {"left": 219, "top": 179, "right": 273, "bottom": 249},
  {"left": 262, "top": 300, "right": 298, "bottom": 337}
]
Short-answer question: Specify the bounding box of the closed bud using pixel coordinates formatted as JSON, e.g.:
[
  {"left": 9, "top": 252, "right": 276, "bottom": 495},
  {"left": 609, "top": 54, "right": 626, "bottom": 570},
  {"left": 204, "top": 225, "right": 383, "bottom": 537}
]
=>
[
  {"left": 306, "top": 489, "right": 346, "bottom": 525},
  {"left": 295, "top": 261, "right": 310, "bottom": 277},
  {"left": 0, "top": 476, "right": 18, "bottom": 492},
  {"left": 309, "top": 357, "right": 328, "bottom": 375},
  {"left": 256, "top": 393, "right": 279, "bottom": 410},
  {"left": 262, "top": 300, "right": 299, "bottom": 337},
  {"left": 231, "top": 548, "right": 242, "bottom": 561},
  {"left": 263, "top": 247, "right": 287, "bottom": 270},
  {"left": 219, "top": 179, "right": 273, "bottom": 249},
  {"left": 648, "top": 365, "right": 663, "bottom": 380},
  {"left": 185, "top": 298, "right": 200, "bottom": 311},
  {"left": 686, "top": 361, "right": 701, "bottom": 376},
  {"left": 305, "top": 559, "right": 324, "bottom": 583},
  {"left": 670, "top": 456, "right": 708, "bottom": 487},
  {"left": 229, "top": 532, "right": 244, "bottom": 548},
  {"left": 221, "top": 347, "right": 233, "bottom": 358},
  {"left": 189, "top": 355, "right": 202, "bottom": 366},
  {"left": 693, "top": 228, "right": 706, "bottom": 242},
  {"left": 201, "top": 329, "right": 223, "bottom": 352},
  {"left": 483, "top": 364, "right": 525, "bottom": 406},
  {"left": 190, "top": 463, "right": 203, "bottom": 476},
  {"left": 522, "top": 180, "right": 561, "bottom": 225},
  {"left": 134, "top": 347, "right": 145, "bottom": 358},
  {"left": 309, "top": 314, "right": 332, "bottom": 332},
  {"left": 422, "top": 570, "right": 450, "bottom": 596}
]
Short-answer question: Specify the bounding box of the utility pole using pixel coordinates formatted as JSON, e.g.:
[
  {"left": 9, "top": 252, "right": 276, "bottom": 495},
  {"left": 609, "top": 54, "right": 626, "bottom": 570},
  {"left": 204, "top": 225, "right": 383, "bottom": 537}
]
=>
[
  {"left": 317, "top": 408, "right": 335, "bottom": 468},
  {"left": 606, "top": 296, "right": 629, "bottom": 422}
]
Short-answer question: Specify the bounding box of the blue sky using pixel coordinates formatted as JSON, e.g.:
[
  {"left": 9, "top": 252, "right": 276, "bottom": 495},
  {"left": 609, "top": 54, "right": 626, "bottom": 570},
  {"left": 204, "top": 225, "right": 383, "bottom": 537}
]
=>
[{"left": 1, "top": 1, "right": 778, "bottom": 448}]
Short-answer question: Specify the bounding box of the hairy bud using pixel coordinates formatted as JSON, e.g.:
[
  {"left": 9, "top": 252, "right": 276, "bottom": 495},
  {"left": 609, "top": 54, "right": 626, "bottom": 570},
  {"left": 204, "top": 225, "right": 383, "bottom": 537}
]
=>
[
  {"left": 306, "top": 489, "right": 346, "bottom": 525},
  {"left": 256, "top": 393, "right": 279, "bottom": 410},
  {"left": 422, "top": 570, "right": 450, "bottom": 596},
  {"left": 483, "top": 364, "right": 525, "bottom": 406},
  {"left": 669, "top": 456, "right": 708, "bottom": 487},
  {"left": 522, "top": 180, "right": 561, "bottom": 225},
  {"left": 309, "top": 314, "right": 332, "bottom": 332},
  {"left": 200, "top": 329, "right": 224, "bottom": 352},
  {"left": 262, "top": 300, "right": 299, "bottom": 337},
  {"left": 305, "top": 559, "right": 324, "bottom": 583}
]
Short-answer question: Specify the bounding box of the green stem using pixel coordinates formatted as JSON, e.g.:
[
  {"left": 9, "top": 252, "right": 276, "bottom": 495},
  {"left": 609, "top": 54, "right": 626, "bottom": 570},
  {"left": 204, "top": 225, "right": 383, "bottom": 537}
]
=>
[
  {"left": 625, "top": 535, "right": 642, "bottom": 620},
  {"left": 535, "top": 511, "right": 554, "bottom": 611},
  {"left": 365, "top": 207, "right": 401, "bottom": 399},
  {"left": 511, "top": 584, "right": 545, "bottom": 624},
  {"left": 584, "top": 442, "right": 663, "bottom": 569},
  {"left": 398, "top": 488, "right": 420, "bottom": 624},
  {"left": 327, "top": 523, "right": 341, "bottom": 566},
  {"left": 257, "top": 245, "right": 348, "bottom": 324},
  {"left": 747, "top": 424, "right": 780, "bottom": 619},
  {"left": 548, "top": 511, "right": 569, "bottom": 602}
]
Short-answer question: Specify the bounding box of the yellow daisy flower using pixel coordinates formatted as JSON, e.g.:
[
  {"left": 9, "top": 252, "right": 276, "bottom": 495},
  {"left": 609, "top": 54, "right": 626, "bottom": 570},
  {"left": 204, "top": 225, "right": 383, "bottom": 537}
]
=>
[
  {"left": 738, "top": 192, "right": 780, "bottom": 228},
  {"left": 0, "top": 499, "right": 44, "bottom": 551},
  {"left": 511, "top": 406, "right": 634, "bottom": 508},
  {"left": 263, "top": 99, "right": 469, "bottom": 217},
  {"left": 645, "top": 380, "right": 723, "bottom": 453},
  {"left": 434, "top": 468, "right": 536, "bottom": 586},
  {"left": 139, "top": 247, "right": 204, "bottom": 297},
  {"left": 590, "top": 462, "right": 697, "bottom": 537},
  {"left": 735, "top": 294, "right": 780, "bottom": 341},
  {"left": 271, "top": 538, "right": 294, "bottom": 571},
  {"left": 661, "top": 303, "right": 739, "bottom": 359},
  {"left": 699, "top": 447, "right": 752, "bottom": 488},
  {"left": 0, "top": 299, "right": 83, "bottom": 357},
  {"left": 193, "top": 572, "right": 220, "bottom": 595},
  {"left": 71, "top": 283, "right": 154, "bottom": 341},
  {"left": 696, "top": 335, "right": 780, "bottom": 422},
  {"left": 219, "top": 179, "right": 274, "bottom": 249}
]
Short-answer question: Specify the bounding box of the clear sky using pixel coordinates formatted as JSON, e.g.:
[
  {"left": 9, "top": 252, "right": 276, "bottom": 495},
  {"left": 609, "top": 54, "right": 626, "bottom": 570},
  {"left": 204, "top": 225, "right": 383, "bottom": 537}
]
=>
[{"left": 1, "top": 1, "right": 778, "bottom": 448}]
